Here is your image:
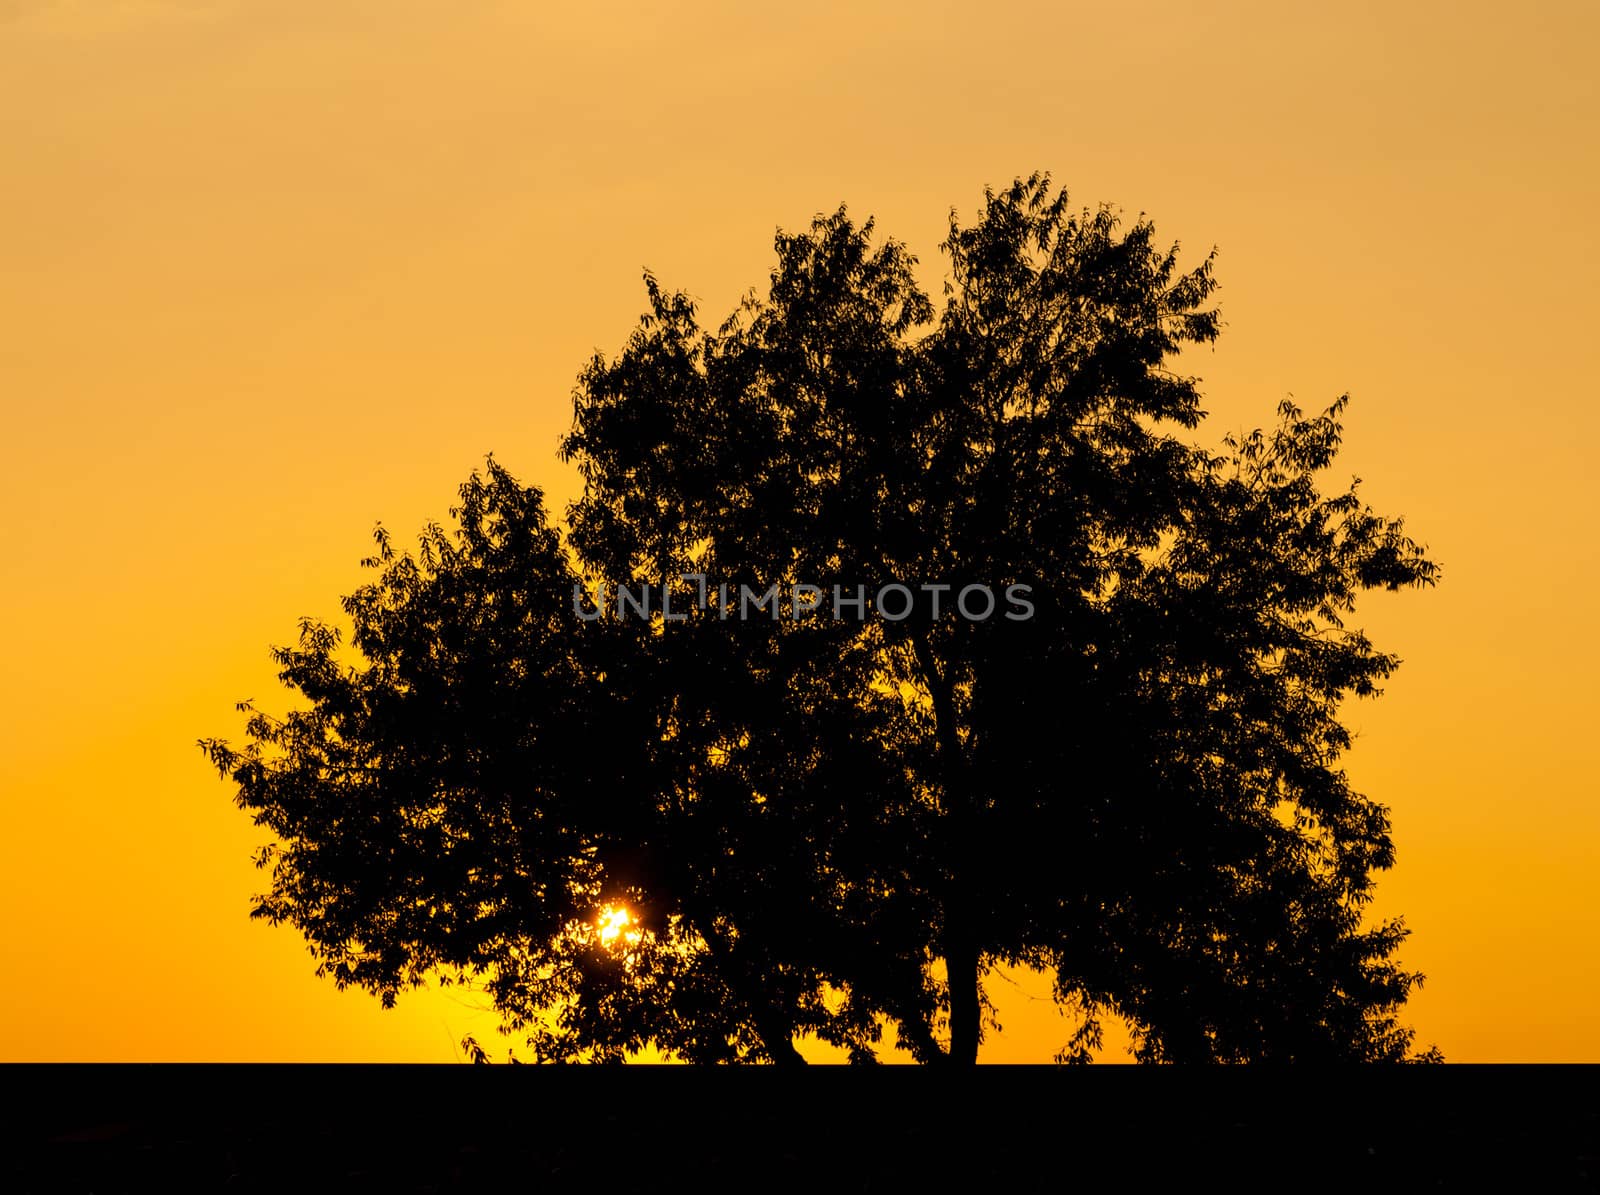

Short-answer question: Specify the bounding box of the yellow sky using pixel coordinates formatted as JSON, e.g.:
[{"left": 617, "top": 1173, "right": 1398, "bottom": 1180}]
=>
[{"left": 2, "top": 0, "right": 1596, "bottom": 1062}]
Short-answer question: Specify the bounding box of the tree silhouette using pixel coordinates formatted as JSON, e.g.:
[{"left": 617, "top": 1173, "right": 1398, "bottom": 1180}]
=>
[{"left": 202, "top": 173, "right": 1440, "bottom": 1063}]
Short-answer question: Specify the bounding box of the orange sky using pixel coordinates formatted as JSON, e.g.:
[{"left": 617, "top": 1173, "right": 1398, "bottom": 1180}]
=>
[{"left": 2, "top": 0, "right": 1596, "bottom": 1062}]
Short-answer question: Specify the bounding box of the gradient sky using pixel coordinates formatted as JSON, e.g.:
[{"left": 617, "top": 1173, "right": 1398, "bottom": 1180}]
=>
[{"left": 2, "top": 0, "right": 1596, "bottom": 1062}]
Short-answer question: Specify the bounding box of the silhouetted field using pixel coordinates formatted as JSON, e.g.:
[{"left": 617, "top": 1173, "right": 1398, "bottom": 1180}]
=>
[{"left": 4, "top": 1066, "right": 1597, "bottom": 1190}]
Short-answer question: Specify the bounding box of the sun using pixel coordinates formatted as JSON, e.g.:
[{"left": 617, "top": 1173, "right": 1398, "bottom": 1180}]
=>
[{"left": 596, "top": 904, "right": 642, "bottom": 949}]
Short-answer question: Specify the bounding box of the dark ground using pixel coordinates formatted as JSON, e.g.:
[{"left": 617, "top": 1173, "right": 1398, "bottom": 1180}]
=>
[{"left": 4, "top": 1065, "right": 1597, "bottom": 1191}]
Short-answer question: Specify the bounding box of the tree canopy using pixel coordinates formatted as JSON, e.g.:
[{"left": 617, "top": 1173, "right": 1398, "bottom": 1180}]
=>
[{"left": 201, "top": 173, "right": 1441, "bottom": 1063}]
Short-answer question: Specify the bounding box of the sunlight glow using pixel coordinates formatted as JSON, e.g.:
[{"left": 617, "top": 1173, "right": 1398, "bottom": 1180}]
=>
[{"left": 596, "top": 904, "right": 642, "bottom": 949}]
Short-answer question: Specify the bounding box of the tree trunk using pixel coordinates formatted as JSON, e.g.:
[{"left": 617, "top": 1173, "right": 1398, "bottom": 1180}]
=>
[
  {"left": 912, "top": 634, "right": 981, "bottom": 1066},
  {"left": 944, "top": 908, "right": 981, "bottom": 1065}
]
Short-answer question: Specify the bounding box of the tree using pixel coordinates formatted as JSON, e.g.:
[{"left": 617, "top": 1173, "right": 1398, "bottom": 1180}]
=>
[{"left": 202, "top": 173, "right": 1440, "bottom": 1064}]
